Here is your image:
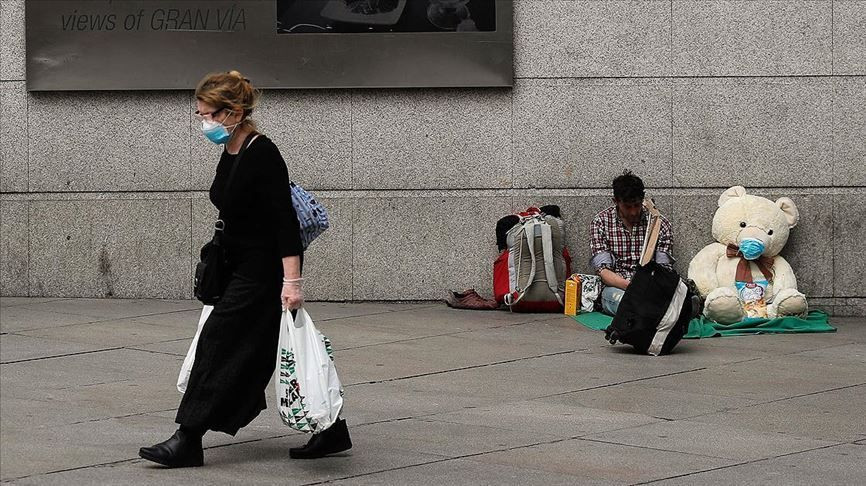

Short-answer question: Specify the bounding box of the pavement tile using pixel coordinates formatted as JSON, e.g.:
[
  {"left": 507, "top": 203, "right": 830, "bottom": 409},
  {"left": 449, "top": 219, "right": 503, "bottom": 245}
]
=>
[
  {"left": 356, "top": 417, "right": 559, "bottom": 458},
  {"left": 17, "top": 298, "right": 201, "bottom": 320},
  {"left": 471, "top": 438, "right": 737, "bottom": 484},
  {"left": 429, "top": 400, "right": 661, "bottom": 439},
  {"left": 584, "top": 420, "right": 840, "bottom": 461},
  {"left": 0, "top": 306, "right": 106, "bottom": 333},
  {"left": 130, "top": 307, "right": 208, "bottom": 328},
  {"left": 1, "top": 413, "right": 203, "bottom": 481},
  {"left": 592, "top": 339, "right": 774, "bottom": 367},
  {"left": 1, "top": 349, "right": 184, "bottom": 426},
  {"left": 196, "top": 431, "right": 447, "bottom": 484},
  {"left": 328, "top": 457, "right": 606, "bottom": 486},
  {"left": 1, "top": 376, "right": 181, "bottom": 429},
  {"left": 540, "top": 382, "right": 762, "bottom": 421},
  {"left": 686, "top": 332, "right": 859, "bottom": 354},
  {"left": 686, "top": 384, "right": 866, "bottom": 443},
  {"left": 792, "top": 343, "right": 866, "bottom": 363},
  {"left": 16, "top": 318, "right": 198, "bottom": 348},
  {"left": 831, "top": 317, "right": 866, "bottom": 340},
  {"left": 306, "top": 302, "right": 441, "bottom": 322},
  {"left": 339, "top": 305, "right": 564, "bottom": 336},
  {"left": 313, "top": 322, "right": 443, "bottom": 350},
  {"left": 1, "top": 347, "right": 181, "bottom": 392},
  {"left": 0, "top": 333, "right": 107, "bottom": 363},
  {"left": 337, "top": 329, "right": 584, "bottom": 385},
  {"left": 334, "top": 313, "right": 580, "bottom": 353},
  {"left": 637, "top": 354, "right": 866, "bottom": 402},
  {"left": 129, "top": 338, "right": 194, "bottom": 358},
  {"left": 652, "top": 443, "right": 866, "bottom": 485},
  {"left": 441, "top": 318, "right": 602, "bottom": 351},
  {"left": 396, "top": 350, "right": 711, "bottom": 404},
  {"left": 342, "top": 381, "right": 498, "bottom": 427}
]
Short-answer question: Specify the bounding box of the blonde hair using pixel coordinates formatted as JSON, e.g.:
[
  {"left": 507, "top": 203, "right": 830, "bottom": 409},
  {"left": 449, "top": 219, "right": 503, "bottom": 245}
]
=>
[{"left": 195, "top": 70, "right": 260, "bottom": 131}]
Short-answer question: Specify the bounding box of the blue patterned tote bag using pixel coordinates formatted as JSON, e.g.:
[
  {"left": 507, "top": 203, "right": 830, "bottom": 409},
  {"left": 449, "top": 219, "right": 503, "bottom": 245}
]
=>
[{"left": 290, "top": 181, "right": 329, "bottom": 249}]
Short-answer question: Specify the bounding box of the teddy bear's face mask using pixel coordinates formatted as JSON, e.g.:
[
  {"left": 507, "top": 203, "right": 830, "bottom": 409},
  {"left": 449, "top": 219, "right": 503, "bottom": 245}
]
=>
[{"left": 738, "top": 238, "right": 766, "bottom": 260}]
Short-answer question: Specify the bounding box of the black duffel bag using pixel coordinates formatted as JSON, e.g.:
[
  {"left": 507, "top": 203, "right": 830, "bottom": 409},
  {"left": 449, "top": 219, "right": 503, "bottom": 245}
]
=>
[{"left": 603, "top": 199, "right": 697, "bottom": 356}]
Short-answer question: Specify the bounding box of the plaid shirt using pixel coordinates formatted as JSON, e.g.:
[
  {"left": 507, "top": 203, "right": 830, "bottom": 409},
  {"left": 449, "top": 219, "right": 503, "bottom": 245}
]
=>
[{"left": 590, "top": 205, "right": 674, "bottom": 280}]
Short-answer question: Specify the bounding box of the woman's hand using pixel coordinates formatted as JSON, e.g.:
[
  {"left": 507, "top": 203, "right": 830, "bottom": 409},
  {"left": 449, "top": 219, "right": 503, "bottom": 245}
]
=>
[
  {"left": 281, "top": 255, "right": 303, "bottom": 310},
  {"left": 281, "top": 281, "right": 304, "bottom": 311}
]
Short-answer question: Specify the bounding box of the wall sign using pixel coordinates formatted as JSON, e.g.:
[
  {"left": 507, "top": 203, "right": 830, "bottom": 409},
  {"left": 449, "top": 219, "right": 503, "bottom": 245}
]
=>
[{"left": 26, "top": 0, "right": 513, "bottom": 91}]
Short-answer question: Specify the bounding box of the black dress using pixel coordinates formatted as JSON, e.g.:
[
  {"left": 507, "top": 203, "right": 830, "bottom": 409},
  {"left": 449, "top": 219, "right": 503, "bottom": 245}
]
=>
[{"left": 176, "top": 135, "right": 303, "bottom": 435}]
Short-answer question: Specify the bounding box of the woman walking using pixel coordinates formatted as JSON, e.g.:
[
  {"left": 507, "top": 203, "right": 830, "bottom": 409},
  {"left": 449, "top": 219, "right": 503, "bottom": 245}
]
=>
[{"left": 139, "top": 71, "right": 351, "bottom": 468}]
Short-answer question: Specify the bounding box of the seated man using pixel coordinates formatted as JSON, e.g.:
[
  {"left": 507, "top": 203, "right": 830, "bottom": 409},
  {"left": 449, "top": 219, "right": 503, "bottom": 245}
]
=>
[{"left": 590, "top": 170, "right": 674, "bottom": 315}]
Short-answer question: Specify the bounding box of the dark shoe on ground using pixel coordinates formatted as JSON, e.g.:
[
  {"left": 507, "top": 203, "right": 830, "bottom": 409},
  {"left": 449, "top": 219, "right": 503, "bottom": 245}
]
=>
[
  {"left": 445, "top": 289, "right": 500, "bottom": 310},
  {"left": 139, "top": 429, "right": 204, "bottom": 468},
  {"left": 684, "top": 278, "right": 704, "bottom": 319},
  {"left": 289, "top": 418, "right": 352, "bottom": 459}
]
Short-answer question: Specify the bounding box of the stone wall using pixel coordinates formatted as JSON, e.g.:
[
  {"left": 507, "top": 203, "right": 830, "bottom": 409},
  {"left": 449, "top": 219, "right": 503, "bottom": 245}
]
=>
[{"left": 2, "top": 1, "right": 865, "bottom": 314}]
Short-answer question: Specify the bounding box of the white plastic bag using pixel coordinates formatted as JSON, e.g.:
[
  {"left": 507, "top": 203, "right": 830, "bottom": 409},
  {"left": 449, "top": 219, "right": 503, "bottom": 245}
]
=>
[
  {"left": 177, "top": 305, "right": 213, "bottom": 393},
  {"left": 276, "top": 307, "right": 343, "bottom": 433}
]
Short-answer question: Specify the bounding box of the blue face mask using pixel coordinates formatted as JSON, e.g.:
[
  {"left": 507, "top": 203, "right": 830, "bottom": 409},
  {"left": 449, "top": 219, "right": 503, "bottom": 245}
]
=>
[
  {"left": 201, "top": 118, "right": 237, "bottom": 145},
  {"left": 738, "top": 238, "right": 765, "bottom": 260}
]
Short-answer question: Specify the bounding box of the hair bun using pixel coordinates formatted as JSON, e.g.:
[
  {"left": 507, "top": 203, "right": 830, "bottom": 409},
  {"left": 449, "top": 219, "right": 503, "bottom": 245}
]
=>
[{"left": 228, "top": 71, "right": 252, "bottom": 85}]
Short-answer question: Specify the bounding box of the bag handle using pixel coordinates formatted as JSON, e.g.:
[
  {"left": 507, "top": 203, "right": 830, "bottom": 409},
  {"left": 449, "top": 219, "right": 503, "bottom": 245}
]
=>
[{"left": 639, "top": 198, "right": 662, "bottom": 266}]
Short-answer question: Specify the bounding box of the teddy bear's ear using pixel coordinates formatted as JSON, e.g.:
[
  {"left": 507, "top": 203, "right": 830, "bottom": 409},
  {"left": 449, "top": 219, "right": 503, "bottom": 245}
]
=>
[
  {"left": 718, "top": 186, "right": 747, "bottom": 207},
  {"left": 776, "top": 197, "right": 799, "bottom": 228}
]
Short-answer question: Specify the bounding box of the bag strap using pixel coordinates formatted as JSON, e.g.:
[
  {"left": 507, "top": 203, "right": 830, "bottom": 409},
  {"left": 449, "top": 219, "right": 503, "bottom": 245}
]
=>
[
  {"left": 218, "top": 131, "right": 259, "bottom": 219},
  {"left": 540, "top": 221, "right": 564, "bottom": 306},
  {"left": 639, "top": 198, "right": 662, "bottom": 266},
  {"left": 504, "top": 217, "right": 540, "bottom": 307}
]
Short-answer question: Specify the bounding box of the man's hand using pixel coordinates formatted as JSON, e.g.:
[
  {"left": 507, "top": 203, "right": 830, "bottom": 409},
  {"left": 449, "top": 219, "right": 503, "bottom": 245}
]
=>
[{"left": 599, "top": 268, "right": 630, "bottom": 291}]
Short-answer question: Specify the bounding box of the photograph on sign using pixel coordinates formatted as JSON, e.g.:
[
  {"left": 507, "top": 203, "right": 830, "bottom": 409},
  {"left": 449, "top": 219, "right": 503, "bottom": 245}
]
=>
[{"left": 277, "top": 0, "right": 496, "bottom": 33}]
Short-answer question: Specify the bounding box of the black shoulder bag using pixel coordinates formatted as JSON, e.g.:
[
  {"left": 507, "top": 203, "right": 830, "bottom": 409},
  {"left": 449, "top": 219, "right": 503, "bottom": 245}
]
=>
[{"left": 194, "top": 132, "right": 259, "bottom": 305}]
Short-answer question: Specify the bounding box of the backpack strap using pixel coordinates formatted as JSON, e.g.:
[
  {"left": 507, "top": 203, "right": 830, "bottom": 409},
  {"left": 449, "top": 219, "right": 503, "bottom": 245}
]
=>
[
  {"left": 540, "top": 221, "right": 564, "bottom": 306},
  {"left": 503, "top": 217, "right": 540, "bottom": 307}
]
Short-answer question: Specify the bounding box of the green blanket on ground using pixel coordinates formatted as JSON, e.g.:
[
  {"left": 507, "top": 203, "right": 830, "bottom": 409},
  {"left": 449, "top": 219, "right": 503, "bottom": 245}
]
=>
[{"left": 573, "top": 310, "right": 835, "bottom": 338}]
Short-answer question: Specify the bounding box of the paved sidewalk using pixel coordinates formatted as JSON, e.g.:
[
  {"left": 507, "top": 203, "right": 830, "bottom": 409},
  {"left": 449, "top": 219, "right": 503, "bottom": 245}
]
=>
[{"left": 1, "top": 297, "right": 864, "bottom": 485}]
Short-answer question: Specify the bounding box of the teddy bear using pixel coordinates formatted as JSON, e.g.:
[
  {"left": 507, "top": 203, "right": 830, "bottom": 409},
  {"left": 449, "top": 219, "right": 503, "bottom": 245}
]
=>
[{"left": 687, "top": 186, "right": 808, "bottom": 324}]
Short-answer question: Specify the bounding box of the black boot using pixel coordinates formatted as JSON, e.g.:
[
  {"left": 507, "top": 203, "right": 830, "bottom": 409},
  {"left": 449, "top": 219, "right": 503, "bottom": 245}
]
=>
[
  {"left": 139, "top": 428, "right": 204, "bottom": 468},
  {"left": 289, "top": 419, "right": 352, "bottom": 459}
]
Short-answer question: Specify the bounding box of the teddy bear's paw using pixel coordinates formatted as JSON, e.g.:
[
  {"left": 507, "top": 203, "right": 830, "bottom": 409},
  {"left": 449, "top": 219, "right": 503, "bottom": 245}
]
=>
[
  {"left": 704, "top": 287, "right": 745, "bottom": 324},
  {"left": 770, "top": 288, "right": 808, "bottom": 318}
]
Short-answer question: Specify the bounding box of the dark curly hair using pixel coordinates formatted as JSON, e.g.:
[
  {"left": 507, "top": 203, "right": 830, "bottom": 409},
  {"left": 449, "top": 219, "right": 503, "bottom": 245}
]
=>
[{"left": 612, "top": 170, "right": 645, "bottom": 203}]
